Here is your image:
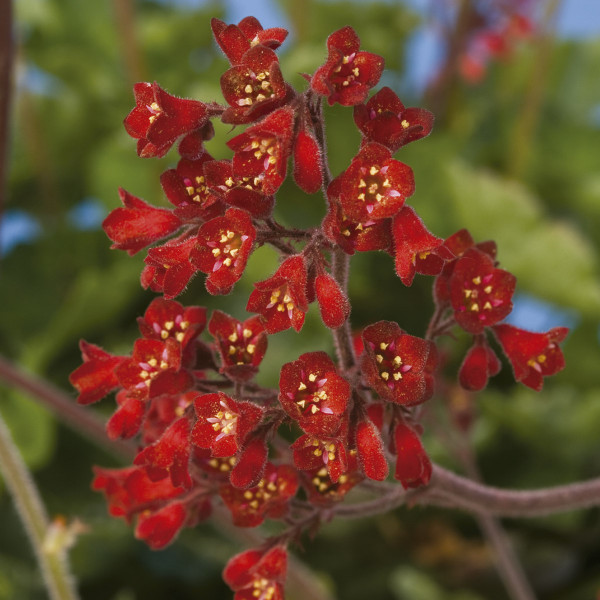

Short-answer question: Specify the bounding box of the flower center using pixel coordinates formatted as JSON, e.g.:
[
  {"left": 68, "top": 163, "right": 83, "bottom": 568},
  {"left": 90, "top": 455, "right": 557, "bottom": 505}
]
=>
[
  {"left": 206, "top": 398, "right": 238, "bottom": 441},
  {"left": 462, "top": 273, "right": 503, "bottom": 319},
  {"left": 332, "top": 53, "right": 361, "bottom": 88},
  {"left": 267, "top": 286, "right": 296, "bottom": 319},
  {"left": 183, "top": 174, "right": 208, "bottom": 204},
  {"left": 293, "top": 372, "right": 331, "bottom": 416},
  {"left": 207, "top": 229, "right": 249, "bottom": 270},
  {"left": 238, "top": 71, "right": 273, "bottom": 106},
  {"left": 356, "top": 165, "right": 394, "bottom": 213},
  {"left": 226, "top": 326, "right": 257, "bottom": 365},
  {"left": 372, "top": 340, "right": 412, "bottom": 386}
]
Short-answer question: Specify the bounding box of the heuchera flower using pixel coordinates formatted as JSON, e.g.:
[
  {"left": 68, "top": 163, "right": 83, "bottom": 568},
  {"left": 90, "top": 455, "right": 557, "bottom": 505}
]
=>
[
  {"left": 106, "top": 390, "right": 146, "bottom": 440},
  {"left": 223, "top": 545, "right": 287, "bottom": 600},
  {"left": 355, "top": 418, "right": 388, "bottom": 481},
  {"left": 353, "top": 86, "right": 434, "bottom": 152},
  {"left": 361, "top": 321, "right": 437, "bottom": 406},
  {"left": 227, "top": 107, "right": 294, "bottom": 195},
  {"left": 102, "top": 188, "right": 182, "bottom": 256},
  {"left": 392, "top": 205, "right": 448, "bottom": 286},
  {"left": 311, "top": 26, "right": 384, "bottom": 106},
  {"left": 220, "top": 463, "right": 298, "bottom": 527},
  {"left": 393, "top": 422, "right": 432, "bottom": 489},
  {"left": 192, "top": 392, "right": 263, "bottom": 458},
  {"left": 293, "top": 127, "right": 323, "bottom": 194},
  {"left": 279, "top": 351, "right": 350, "bottom": 437},
  {"left": 123, "top": 82, "right": 208, "bottom": 158},
  {"left": 220, "top": 45, "right": 291, "bottom": 124},
  {"left": 291, "top": 433, "right": 348, "bottom": 484},
  {"left": 189, "top": 207, "right": 256, "bottom": 295},
  {"left": 332, "top": 142, "right": 415, "bottom": 222},
  {"left": 493, "top": 324, "right": 568, "bottom": 391},
  {"left": 315, "top": 272, "right": 350, "bottom": 329},
  {"left": 449, "top": 247, "right": 516, "bottom": 334},
  {"left": 211, "top": 16, "right": 288, "bottom": 65},
  {"left": 247, "top": 255, "right": 309, "bottom": 334},
  {"left": 69, "top": 341, "right": 126, "bottom": 405},
  {"left": 208, "top": 310, "right": 268, "bottom": 381},
  {"left": 458, "top": 341, "right": 501, "bottom": 391}
]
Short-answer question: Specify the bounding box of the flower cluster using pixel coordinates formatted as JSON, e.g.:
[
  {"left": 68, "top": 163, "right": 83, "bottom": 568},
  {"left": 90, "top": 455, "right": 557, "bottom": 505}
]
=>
[{"left": 72, "top": 15, "right": 568, "bottom": 598}]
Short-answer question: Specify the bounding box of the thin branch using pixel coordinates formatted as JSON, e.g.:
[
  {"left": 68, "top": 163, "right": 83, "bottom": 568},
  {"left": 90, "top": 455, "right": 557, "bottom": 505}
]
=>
[{"left": 0, "top": 411, "right": 79, "bottom": 600}]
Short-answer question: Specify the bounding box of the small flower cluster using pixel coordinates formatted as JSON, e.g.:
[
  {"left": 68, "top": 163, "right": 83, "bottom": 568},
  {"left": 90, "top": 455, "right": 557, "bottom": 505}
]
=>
[{"left": 72, "top": 16, "right": 568, "bottom": 598}]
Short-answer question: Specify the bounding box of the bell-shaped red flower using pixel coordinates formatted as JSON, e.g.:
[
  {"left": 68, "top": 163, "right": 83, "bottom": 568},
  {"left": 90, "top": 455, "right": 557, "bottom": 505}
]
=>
[
  {"left": 190, "top": 208, "right": 256, "bottom": 295},
  {"left": 291, "top": 433, "right": 348, "bottom": 484},
  {"left": 212, "top": 16, "right": 288, "bottom": 65},
  {"left": 458, "top": 341, "right": 501, "bottom": 391},
  {"left": 247, "top": 255, "right": 309, "bottom": 334},
  {"left": 493, "top": 324, "right": 568, "bottom": 391},
  {"left": 208, "top": 311, "right": 268, "bottom": 381},
  {"left": 332, "top": 143, "right": 415, "bottom": 222},
  {"left": 293, "top": 127, "right": 324, "bottom": 194},
  {"left": 124, "top": 82, "right": 208, "bottom": 158},
  {"left": 393, "top": 422, "right": 432, "bottom": 489},
  {"left": 449, "top": 248, "right": 516, "bottom": 334},
  {"left": 315, "top": 272, "right": 350, "bottom": 329},
  {"left": 279, "top": 351, "right": 350, "bottom": 436},
  {"left": 355, "top": 418, "right": 388, "bottom": 481},
  {"left": 106, "top": 390, "right": 146, "bottom": 440},
  {"left": 353, "top": 86, "right": 434, "bottom": 152},
  {"left": 299, "top": 455, "right": 363, "bottom": 506},
  {"left": 311, "top": 26, "right": 384, "bottom": 106},
  {"left": 103, "top": 188, "right": 182, "bottom": 256},
  {"left": 223, "top": 545, "right": 287, "bottom": 600},
  {"left": 361, "top": 321, "right": 437, "bottom": 406}
]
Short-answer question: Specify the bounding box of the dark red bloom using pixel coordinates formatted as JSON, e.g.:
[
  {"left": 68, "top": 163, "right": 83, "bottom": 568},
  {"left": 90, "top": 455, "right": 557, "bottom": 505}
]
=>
[
  {"left": 230, "top": 437, "right": 269, "bottom": 489},
  {"left": 227, "top": 107, "right": 294, "bottom": 195},
  {"left": 311, "top": 26, "right": 384, "bottom": 106},
  {"left": 203, "top": 159, "right": 274, "bottom": 218},
  {"left": 246, "top": 255, "right": 309, "bottom": 334},
  {"left": 458, "top": 342, "right": 501, "bottom": 391},
  {"left": 292, "top": 433, "right": 348, "bottom": 484},
  {"left": 115, "top": 338, "right": 192, "bottom": 399},
  {"left": 208, "top": 311, "right": 268, "bottom": 381},
  {"left": 137, "top": 297, "right": 206, "bottom": 351},
  {"left": 70, "top": 341, "right": 126, "bottom": 405},
  {"left": 106, "top": 390, "right": 146, "bottom": 440},
  {"left": 135, "top": 501, "right": 187, "bottom": 550},
  {"left": 220, "top": 45, "right": 291, "bottom": 124},
  {"left": 103, "top": 188, "right": 182, "bottom": 256},
  {"left": 124, "top": 82, "right": 208, "bottom": 158},
  {"left": 315, "top": 272, "right": 350, "bottom": 329},
  {"left": 323, "top": 199, "right": 392, "bottom": 255},
  {"left": 220, "top": 463, "right": 298, "bottom": 527},
  {"left": 293, "top": 127, "right": 323, "bottom": 194},
  {"left": 355, "top": 418, "right": 388, "bottom": 481},
  {"left": 392, "top": 205, "right": 447, "bottom": 286},
  {"left": 141, "top": 235, "right": 198, "bottom": 299},
  {"left": 211, "top": 16, "right": 288, "bottom": 65},
  {"left": 134, "top": 416, "right": 193, "bottom": 489},
  {"left": 160, "top": 153, "right": 224, "bottom": 222},
  {"left": 493, "top": 324, "right": 568, "bottom": 391},
  {"left": 353, "top": 87, "right": 434, "bottom": 152},
  {"left": 192, "top": 392, "right": 263, "bottom": 458},
  {"left": 279, "top": 351, "right": 350, "bottom": 437},
  {"left": 449, "top": 248, "right": 516, "bottom": 334},
  {"left": 332, "top": 143, "right": 414, "bottom": 222},
  {"left": 361, "top": 321, "right": 437, "bottom": 406},
  {"left": 190, "top": 208, "right": 256, "bottom": 295},
  {"left": 223, "top": 545, "right": 287, "bottom": 600},
  {"left": 393, "top": 422, "right": 432, "bottom": 489}
]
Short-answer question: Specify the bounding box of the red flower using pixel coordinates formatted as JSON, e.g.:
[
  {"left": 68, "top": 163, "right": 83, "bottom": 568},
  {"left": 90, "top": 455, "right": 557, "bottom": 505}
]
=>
[
  {"left": 315, "top": 272, "right": 350, "bottom": 329},
  {"left": 293, "top": 127, "right": 323, "bottom": 194},
  {"left": 392, "top": 205, "right": 447, "bottom": 286},
  {"left": 208, "top": 311, "right": 268, "bottom": 381},
  {"left": 332, "top": 143, "right": 414, "bottom": 222},
  {"left": 394, "top": 422, "right": 432, "bottom": 489},
  {"left": 159, "top": 153, "right": 224, "bottom": 222},
  {"left": 449, "top": 248, "right": 516, "bottom": 334},
  {"left": 247, "top": 255, "right": 309, "bottom": 334},
  {"left": 223, "top": 545, "right": 287, "bottom": 600},
  {"left": 141, "top": 235, "right": 198, "bottom": 299},
  {"left": 458, "top": 342, "right": 501, "bottom": 391},
  {"left": 227, "top": 107, "right": 294, "bottom": 195},
  {"left": 220, "top": 45, "right": 291, "bottom": 124},
  {"left": 279, "top": 351, "right": 350, "bottom": 437},
  {"left": 353, "top": 87, "right": 434, "bottom": 152},
  {"left": 291, "top": 433, "right": 348, "bottom": 484},
  {"left": 211, "top": 16, "right": 288, "bottom": 65},
  {"left": 190, "top": 208, "right": 256, "bottom": 295},
  {"left": 220, "top": 463, "right": 298, "bottom": 527},
  {"left": 137, "top": 297, "right": 206, "bottom": 352},
  {"left": 69, "top": 341, "right": 126, "bottom": 405},
  {"left": 323, "top": 200, "right": 392, "bottom": 255},
  {"left": 134, "top": 416, "right": 194, "bottom": 489},
  {"left": 106, "top": 390, "right": 146, "bottom": 440},
  {"left": 299, "top": 454, "right": 362, "bottom": 506},
  {"left": 355, "top": 418, "right": 388, "bottom": 481},
  {"left": 135, "top": 501, "right": 187, "bottom": 550},
  {"left": 203, "top": 159, "right": 274, "bottom": 218},
  {"left": 361, "top": 321, "right": 437, "bottom": 406},
  {"left": 124, "top": 82, "right": 208, "bottom": 158},
  {"left": 311, "top": 26, "right": 384, "bottom": 106},
  {"left": 192, "top": 392, "right": 263, "bottom": 458},
  {"left": 493, "top": 324, "right": 568, "bottom": 391},
  {"left": 103, "top": 188, "right": 182, "bottom": 256}
]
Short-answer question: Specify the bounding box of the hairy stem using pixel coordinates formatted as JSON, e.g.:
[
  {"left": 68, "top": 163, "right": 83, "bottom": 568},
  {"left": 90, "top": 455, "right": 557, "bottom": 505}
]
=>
[{"left": 0, "top": 411, "right": 79, "bottom": 600}]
